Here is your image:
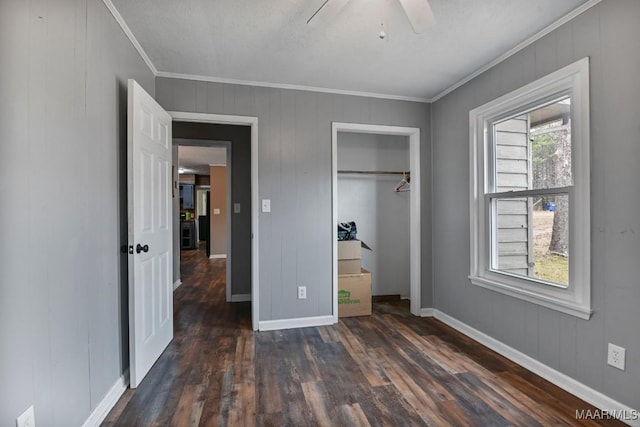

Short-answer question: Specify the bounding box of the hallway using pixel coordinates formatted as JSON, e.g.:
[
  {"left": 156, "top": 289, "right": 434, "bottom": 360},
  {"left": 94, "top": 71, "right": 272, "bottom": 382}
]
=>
[{"left": 102, "top": 245, "right": 617, "bottom": 426}]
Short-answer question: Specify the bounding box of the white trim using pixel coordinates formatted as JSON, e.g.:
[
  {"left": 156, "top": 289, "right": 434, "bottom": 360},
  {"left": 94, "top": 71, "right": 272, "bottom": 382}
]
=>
[
  {"left": 81, "top": 369, "right": 129, "bottom": 427},
  {"left": 433, "top": 310, "right": 640, "bottom": 427},
  {"left": 169, "top": 111, "right": 260, "bottom": 331},
  {"left": 331, "top": 122, "right": 422, "bottom": 319},
  {"left": 173, "top": 279, "right": 181, "bottom": 291},
  {"left": 209, "top": 254, "right": 227, "bottom": 259},
  {"left": 431, "top": 0, "right": 602, "bottom": 102},
  {"left": 156, "top": 71, "right": 429, "bottom": 104},
  {"left": 258, "top": 315, "right": 335, "bottom": 332},
  {"left": 419, "top": 308, "right": 435, "bottom": 317},
  {"left": 470, "top": 275, "right": 592, "bottom": 320},
  {"left": 231, "top": 294, "right": 251, "bottom": 302},
  {"left": 469, "top": 58, "right": 591, "bottom": 319},
  {"left": 101, "top": 0, "right": 157, "bottom": 75},
  {"left": 332, "top": 125, "right": 339, "bottom": 324}
]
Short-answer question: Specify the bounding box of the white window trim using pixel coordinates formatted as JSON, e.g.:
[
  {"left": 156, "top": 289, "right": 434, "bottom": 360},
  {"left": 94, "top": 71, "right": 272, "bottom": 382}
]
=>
[{"left": 469, "top": 58, "right": 591, "bottom": 320}]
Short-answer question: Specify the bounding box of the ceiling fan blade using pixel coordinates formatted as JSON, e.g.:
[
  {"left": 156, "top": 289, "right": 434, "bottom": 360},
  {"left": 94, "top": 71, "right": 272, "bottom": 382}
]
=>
[
  {"left": 397, "top": 0, "right": 435, "bottom": 33},
  {"left": 307, "top": 0, "right": 350, "bottom": 25}
]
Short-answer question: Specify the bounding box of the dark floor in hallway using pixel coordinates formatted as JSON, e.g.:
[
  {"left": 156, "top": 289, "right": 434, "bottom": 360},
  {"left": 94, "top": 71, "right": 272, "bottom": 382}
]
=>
[{"left": 103, "top": 244, "right": 620, "bottom": 426}]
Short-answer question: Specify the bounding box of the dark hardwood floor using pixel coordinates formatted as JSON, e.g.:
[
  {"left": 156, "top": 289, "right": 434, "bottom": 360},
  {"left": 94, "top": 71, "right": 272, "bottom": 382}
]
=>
[{"left": 103, "top": 244, "right": 621, "bottom": 426}]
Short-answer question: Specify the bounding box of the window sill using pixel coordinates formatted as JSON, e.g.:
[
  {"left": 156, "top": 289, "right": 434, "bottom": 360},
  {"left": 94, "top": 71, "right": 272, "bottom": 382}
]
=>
[{"left": 469, "top": 275, "right": 592, "bottom": 320}]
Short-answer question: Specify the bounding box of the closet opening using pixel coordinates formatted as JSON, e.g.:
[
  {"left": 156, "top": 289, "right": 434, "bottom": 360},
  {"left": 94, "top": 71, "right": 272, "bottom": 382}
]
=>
[{"left": 331, "top": 123, "right": 421, "bottom": 319}]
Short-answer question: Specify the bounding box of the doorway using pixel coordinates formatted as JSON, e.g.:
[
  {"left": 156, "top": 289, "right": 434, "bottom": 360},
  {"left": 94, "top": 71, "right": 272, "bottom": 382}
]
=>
[
  {"left": 176, "top": 142, "right": 230, "bottom": 290},
  {"left": 171, "top": 112, "right": 259, "bottom": 331},
  {"left": 331, "top": 122, "right": 421, "bottom": 318}
]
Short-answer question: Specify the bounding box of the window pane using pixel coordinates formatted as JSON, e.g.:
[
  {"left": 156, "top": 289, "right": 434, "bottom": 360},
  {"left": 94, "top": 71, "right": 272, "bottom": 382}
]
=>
[
  {"left": 494, "top": 98, "right": 572, "bottom": 192},
  {"left": 493, "top": 194, "right": 569, "bottom": 286}
]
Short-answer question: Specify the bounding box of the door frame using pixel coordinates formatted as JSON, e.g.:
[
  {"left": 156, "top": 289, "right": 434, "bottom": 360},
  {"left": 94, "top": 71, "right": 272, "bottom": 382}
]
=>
[
  {"left": 331, "top": 122, "right": 421, "bottom": 318},
  {"left": 171, "top": 111, "right": 259, "bottom": 331}
]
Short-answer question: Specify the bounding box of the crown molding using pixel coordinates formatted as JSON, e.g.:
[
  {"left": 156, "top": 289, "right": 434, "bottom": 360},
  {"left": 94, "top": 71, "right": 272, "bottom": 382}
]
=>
[
  {"left": 156, "top": 71, "right": 431, "bottom": 103},
  {"left": 102, "top": 0, "right": 158, "bottom": 75},
  {"left": 430, "top": 0, "right": 602, "bottom": 102}
]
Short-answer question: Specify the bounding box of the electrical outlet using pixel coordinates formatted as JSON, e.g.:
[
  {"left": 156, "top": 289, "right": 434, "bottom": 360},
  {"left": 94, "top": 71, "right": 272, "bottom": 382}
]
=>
[
  {"left": 16, "top": 405, "right": 35, "bottom": 427},
  {"left": 298, "top": 286, "right": 307, "bottom": 299},
  {"left": 607, "top": 343, "right": 626, "bottom": 370}
]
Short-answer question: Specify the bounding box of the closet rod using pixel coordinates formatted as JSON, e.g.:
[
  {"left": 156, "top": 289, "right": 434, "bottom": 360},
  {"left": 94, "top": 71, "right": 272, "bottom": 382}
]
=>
[{"left": 338, "top": 170, "right": 409, "bottom": 175}]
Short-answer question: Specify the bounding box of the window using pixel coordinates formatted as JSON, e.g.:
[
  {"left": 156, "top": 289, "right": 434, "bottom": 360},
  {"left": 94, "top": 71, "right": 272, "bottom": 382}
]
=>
[{"left": 469, "top": 58, "right": 591, "bottom": 319}]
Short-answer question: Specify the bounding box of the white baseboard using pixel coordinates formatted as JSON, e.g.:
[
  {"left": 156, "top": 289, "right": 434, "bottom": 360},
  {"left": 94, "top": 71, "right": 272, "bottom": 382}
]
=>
[
  {"left": 173, "top": 279, "right": 182, "bottom": 291},
  {"left": 432, "top": 309, "right": 640, "bottom": 427},
  {"left": 419, "top": 308, "right": 435, "bottom": 317},
  {"left": 231, "top": 293, "right": 251, "bottom": 302},
  {"left": 81, "top": 369, "right": 129, "bottom": 427},
  {"left": 258, "top": 315, "right": 335, "bottom": 331},
  {"left": 209, "top": 254, "right": 227, "bottom": 259}
]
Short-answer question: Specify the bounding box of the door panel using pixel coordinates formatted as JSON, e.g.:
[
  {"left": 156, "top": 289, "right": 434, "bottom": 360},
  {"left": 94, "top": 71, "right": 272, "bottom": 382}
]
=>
[{"left": 128, "top": 79, "right": 173, "bottom": 388}]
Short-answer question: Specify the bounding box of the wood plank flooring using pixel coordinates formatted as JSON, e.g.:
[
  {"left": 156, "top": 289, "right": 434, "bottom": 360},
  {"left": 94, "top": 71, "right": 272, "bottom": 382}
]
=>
[{"left": 103, "top": 244, "right": 622, "bottom": 426}]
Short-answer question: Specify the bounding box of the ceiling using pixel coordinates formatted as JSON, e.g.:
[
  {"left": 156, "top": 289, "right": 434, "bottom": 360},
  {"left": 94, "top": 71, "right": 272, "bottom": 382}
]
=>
[
  {"left": 111, "top": 0, "right": 589, "bottom": 101},
  {"left": 178, "top": 145, "right": 227, "bottom": 176}
]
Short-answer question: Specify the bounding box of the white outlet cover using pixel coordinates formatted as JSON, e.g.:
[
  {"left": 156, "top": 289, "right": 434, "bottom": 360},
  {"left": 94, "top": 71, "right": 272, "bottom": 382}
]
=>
[
  {"left": 213, "top": 208, "right": 221, "bottom": 215},
  {"left": 16, "top": 405, "right": 35, "bottom": 427},
  {"left": 607, "top": 343, "right": 626, "bottom": 370},
  {"left": 262, "top": 199, "right": 271, "bottom": 213}
]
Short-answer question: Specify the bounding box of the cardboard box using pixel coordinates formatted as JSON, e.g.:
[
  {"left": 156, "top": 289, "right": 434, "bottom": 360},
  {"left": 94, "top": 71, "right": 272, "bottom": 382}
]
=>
[
  {"left": 338, "top": 259, "right": 361, "bottom": 275},
  {"left": 338, "top": 240, "right": 363, "bottom": 274},
  {"left": 338, "top": 240, "right": 362, "bottom": 260},
  {"left": 338, "top": 269, "right": 372, "bottom": 317}
]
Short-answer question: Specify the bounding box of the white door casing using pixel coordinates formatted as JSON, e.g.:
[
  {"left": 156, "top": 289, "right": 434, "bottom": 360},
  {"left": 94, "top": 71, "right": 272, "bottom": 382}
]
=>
[
  {"left": 128, "top": 79, "right": 173, "bottom": 388},
  {"left": 169, "top": 111, "right": 259, "bottom": 331}
]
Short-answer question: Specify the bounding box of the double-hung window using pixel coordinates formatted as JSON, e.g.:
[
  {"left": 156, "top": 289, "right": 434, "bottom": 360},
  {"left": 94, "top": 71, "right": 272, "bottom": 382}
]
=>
[{"left": 469, "top": 58, "right": 591, "bottom": 319}]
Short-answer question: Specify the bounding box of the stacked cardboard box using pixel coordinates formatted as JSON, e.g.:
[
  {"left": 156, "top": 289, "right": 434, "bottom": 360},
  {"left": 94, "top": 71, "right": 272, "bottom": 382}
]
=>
[
  {"left": 338, "top": 269, "right": 372, "bottom": 317},
  {"left": 338, "top": 240, "right": 371, "bottom": 317},
  {"left": 338, "top": 240, "right": 362, "bottom": 274}
]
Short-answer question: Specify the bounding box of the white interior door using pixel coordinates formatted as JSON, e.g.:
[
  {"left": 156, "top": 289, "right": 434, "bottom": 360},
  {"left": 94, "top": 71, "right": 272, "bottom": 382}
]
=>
[{"left": 127, "top": 79, "right": 173, "bottom": 388}]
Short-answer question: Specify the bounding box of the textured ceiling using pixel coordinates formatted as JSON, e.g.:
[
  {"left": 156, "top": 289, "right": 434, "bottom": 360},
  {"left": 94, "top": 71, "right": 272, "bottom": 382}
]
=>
[{"left": 112, "top": 0, "right": 588, "bottom": 100}]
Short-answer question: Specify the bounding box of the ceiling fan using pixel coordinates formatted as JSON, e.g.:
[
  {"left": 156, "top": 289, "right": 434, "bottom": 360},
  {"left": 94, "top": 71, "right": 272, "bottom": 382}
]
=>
[{"left": 307, "top": 0, "right": 435, "bottom": 34}]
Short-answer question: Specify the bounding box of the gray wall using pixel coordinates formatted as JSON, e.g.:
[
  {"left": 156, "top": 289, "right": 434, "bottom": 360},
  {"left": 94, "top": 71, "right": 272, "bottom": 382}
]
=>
[
  {"left": 0, "top": 0, "right": 155, "bottom": 425},
  {"left": 172, "top": 123, "right": 253, "bottom": 296},
  {"left": 337, "top": 133, "right": 410, "bottom": 297},
  {"left": 156, "top": 78, "right": 433, "bottom": 319},
  {"left": 431, "top": 0, "right": 640, "bottom": 409}
]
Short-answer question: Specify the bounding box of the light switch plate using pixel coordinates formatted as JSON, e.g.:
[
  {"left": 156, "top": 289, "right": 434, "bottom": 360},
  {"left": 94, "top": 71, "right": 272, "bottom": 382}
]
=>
[
  {"left": 262, "top": 199, "right": 271, "bottom": 213},
  {"left": 234, "top": 203, "right": 241, "bottom": 213},
  {"left": 213, "top": 208, "right": 221, "bottom": 215}
]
